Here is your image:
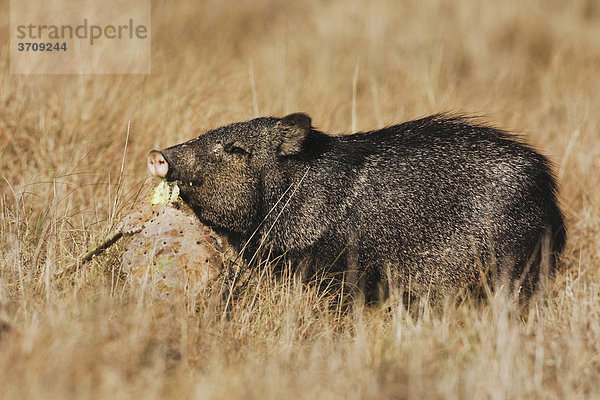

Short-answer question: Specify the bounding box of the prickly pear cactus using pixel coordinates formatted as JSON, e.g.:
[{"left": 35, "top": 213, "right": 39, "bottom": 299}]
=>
[{"left": 120, "top": 183, "right": 232, "bottom": 296}]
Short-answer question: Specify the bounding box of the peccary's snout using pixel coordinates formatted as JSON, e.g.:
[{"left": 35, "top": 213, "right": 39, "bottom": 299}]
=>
[{"left": 147, "top": 150, "right": 169, "bottom": 178}]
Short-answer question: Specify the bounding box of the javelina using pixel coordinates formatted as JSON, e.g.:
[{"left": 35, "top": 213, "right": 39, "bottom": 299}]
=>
[{"left": 147, "top": 113, "right": 565, "bottom": 298}]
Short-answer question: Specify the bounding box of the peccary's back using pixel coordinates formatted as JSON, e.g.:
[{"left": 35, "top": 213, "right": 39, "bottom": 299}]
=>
[{"left": 290, "top": 115, "right": 565, "bottom": 293}]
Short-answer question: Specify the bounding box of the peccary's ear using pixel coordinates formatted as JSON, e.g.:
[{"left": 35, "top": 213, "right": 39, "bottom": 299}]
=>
[{"left": 278, "top": 113, "right": 312, "bottom": 156}]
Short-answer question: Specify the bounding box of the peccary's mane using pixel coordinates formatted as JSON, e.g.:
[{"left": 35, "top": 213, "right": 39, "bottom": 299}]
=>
[
  {"left": 288, "top": 129, "right": 336, "bottom": 161},
  {"left": 368, "top": 113, "right": 517, "bottom": 141},
  {"left": 337, "top": 112, "right": 561, "bottom": 195},
  {"left": 400, "top": 113, "right": 549, "bottom": 153}
]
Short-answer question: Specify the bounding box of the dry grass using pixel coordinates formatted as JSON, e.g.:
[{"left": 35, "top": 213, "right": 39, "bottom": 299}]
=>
[{"left": 1, "top": 0, "right": 600, "bottom": 398}]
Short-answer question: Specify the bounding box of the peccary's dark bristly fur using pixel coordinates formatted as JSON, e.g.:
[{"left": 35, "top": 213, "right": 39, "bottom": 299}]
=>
[{"left": 155, "top": 113, "right": 566, "bottom": 298}]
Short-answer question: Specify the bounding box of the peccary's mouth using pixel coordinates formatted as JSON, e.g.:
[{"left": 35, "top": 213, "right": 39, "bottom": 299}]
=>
[
  {"left": 175, "top": 178, "right": 204, "bottom": 200},
  {"left": 159, "top": 154, "right": 199, "bottom": 186},
  {"left": 177, "top": 184, "right": 190, "bottom": 200}
]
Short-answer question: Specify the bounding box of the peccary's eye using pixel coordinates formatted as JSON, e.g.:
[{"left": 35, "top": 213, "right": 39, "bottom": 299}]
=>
[{"left": 225, "top": 144, "right": 248, "bottom": 155}]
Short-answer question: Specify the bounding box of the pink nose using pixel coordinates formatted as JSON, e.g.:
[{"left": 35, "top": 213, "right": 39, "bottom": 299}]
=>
[{"left": 147, "top": 150, "right": 169, "bottom": 178}]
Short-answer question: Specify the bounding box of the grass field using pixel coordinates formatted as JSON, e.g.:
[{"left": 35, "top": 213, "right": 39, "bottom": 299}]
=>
[{"left": 1, "top": 0, "right": 600, "bottom": 398}]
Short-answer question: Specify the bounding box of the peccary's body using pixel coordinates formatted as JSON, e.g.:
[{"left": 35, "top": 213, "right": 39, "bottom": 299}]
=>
[{"left": 148, "top": 114, "right": 565, "bottom": 297}]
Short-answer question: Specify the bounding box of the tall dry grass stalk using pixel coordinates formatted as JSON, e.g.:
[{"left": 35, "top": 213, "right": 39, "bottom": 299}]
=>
[{"left": 1, "top": 0, "right": 600, "bottom": 398}]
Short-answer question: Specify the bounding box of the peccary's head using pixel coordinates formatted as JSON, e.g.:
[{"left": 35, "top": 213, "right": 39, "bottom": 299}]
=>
[{"left": 147, "top": 113, "right": 313, "bottom": 234}]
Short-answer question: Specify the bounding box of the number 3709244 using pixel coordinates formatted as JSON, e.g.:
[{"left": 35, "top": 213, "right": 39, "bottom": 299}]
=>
[{"left": 17, "top": 42, "right": 67, "bottom": 52}]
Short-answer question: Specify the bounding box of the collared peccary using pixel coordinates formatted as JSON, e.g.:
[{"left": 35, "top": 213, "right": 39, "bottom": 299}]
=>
[{"left": 147, "top": 113, "right": 565, "bottom": 299}]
